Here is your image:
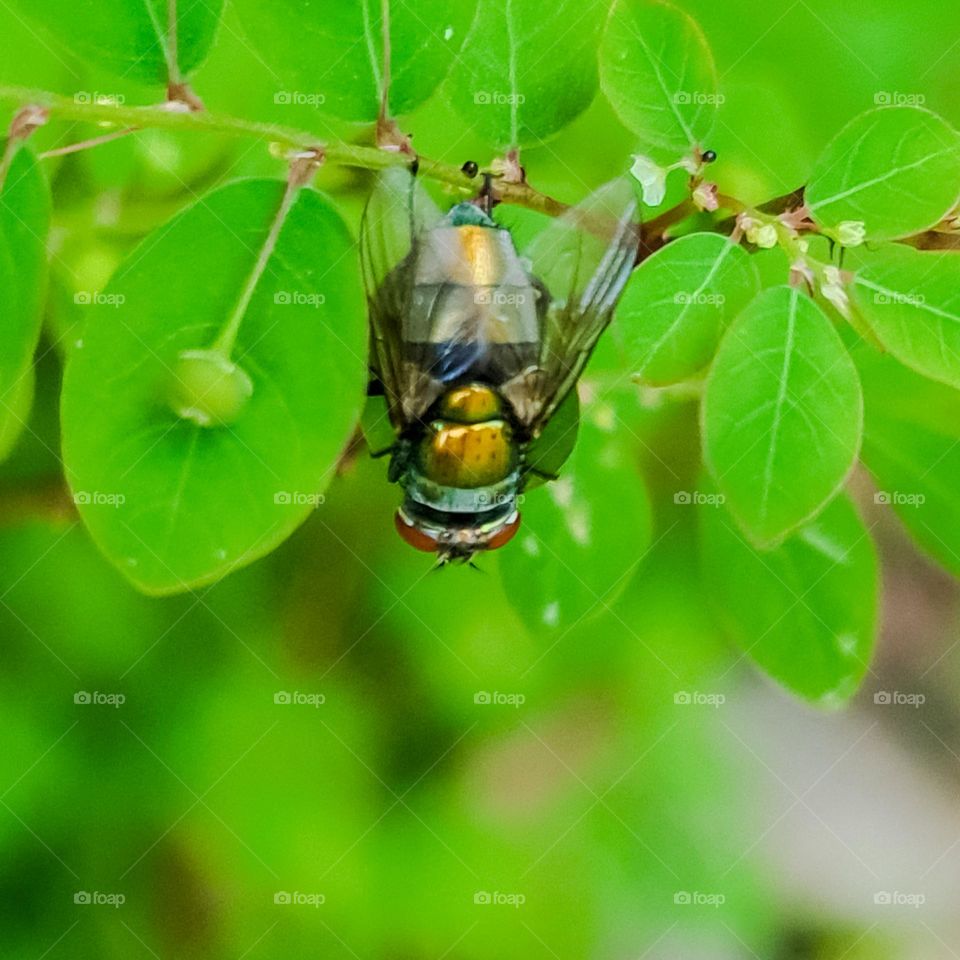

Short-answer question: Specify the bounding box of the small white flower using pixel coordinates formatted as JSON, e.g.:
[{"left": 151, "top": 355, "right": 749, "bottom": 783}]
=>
[
  {"left": 821, "top": 266, "right": 851, "bottom": 318},
  {"left": 835, "top": 220, "right": 866, "bottom": 247},
  {"left": 746, "top": 222, "right": 778, "bottom": 249},
  {"left": 630, "top": 154, "right": 668, "bottom": 207},
  {"left": 692, "top": 182, "right": 719, "bottom": 212}
]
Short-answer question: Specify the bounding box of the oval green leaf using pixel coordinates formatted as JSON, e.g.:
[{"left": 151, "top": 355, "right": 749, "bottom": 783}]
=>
[
  {"left": 499, "top": 401, "right": 652, "bottom": 634},
  {"left": 600, "top": 0, "right": 718, "bottom": 158},
  {"left": 702, "top": 286, "right": 862, "bottom": 546},
  {"left": 9, "top": 0, "right": 224, "bottom": 85},
  {"left": 856, "top": 345, "right": 960, "bottom": 578},
  {"left": 806, "top": 107, "right": 960, "bottom": 241},
  {"left": 233, "top": 0, "right": 474, "bottom": 122},
  {"left": 616, "top": 232, "right": 759, "bottom": 384},
  {"left": 701, "top": 493, "right": 878, "bottom": 706},
  {"left": 0, "top": 145, "right": 50, "bottom": 461},
  {"left": 446, "top": 0, "right": 606, "bottom": 149},
  {"left": 61, "top": 179, "right": 366, "bottom": 595},
  {"left": 852, "top": 244, "right": 960, "bottom": 389}
]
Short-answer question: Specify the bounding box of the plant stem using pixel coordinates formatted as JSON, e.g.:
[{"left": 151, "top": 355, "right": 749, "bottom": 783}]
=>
[{"left": 0, "top": 84, "right": 571, "bottom": 216}]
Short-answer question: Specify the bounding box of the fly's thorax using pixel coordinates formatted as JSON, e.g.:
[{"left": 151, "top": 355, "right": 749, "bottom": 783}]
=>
[{"left": 415, "top": 383, "right": 516, "bottom": 489}]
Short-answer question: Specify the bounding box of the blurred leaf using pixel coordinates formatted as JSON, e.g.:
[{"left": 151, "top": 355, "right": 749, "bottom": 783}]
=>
[
  {"left": 500, "top": 401, "right": 652, "bottom": 633},
  {"left": 702, "top": 286, "right": 862, "bottom": 546},
  {"left": 857, "top": 344, "right": 960, "bottom": 577},
  {"left": 0, "top": 145, "right": 50, "bottom": 461},
  {"left": 232, "top": 0, "right": 474, "bottom": 123},
  {"left": 701, "top": 493, "right": 878, "bottom": 705},
  {"left": 616, "top": 232, "right": 759, "bottom": 384},
  {"left": 599, "top": 0, "right": 718, "bottom": 158},
  {"left": 446, "top": 0, "right": 606, "bottom": 148},
  {"left": 806, "top": 106, "right": 960, "bottom": 241},
  {"left": 852, "top": 244, "right": 960, "bottom": 389},
  {"left": 524, "top": 389, "right": 579, "bottom": 486},
  {"left": 9, "top": 0, "right": 225, "bottom": 85},
  {"left": 61, "top": 179, "right": 366, "bottom": 595}
]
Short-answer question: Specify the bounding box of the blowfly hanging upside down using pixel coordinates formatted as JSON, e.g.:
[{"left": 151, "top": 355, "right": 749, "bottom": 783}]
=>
[{"left": 361, "top": 167, "right": 640, "bottom": 563}]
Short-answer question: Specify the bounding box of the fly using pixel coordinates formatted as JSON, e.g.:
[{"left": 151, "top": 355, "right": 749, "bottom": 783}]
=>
[{"left": 360, "top": 167, "right": 639, "bottom": 563}]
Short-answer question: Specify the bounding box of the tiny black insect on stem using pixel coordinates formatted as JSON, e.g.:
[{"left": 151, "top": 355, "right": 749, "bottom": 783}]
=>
[
  {"left": 701, "top": 149, "right": 717, "bottom": 164},
  {"left": 461, "top": 160, "right": 479, "bottom": 178}
]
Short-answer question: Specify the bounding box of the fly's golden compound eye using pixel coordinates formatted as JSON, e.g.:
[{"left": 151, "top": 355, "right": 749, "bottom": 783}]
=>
[
  {"left": 485, "top": 513, "right": 521, "bottom": 551},
  {"left": 394, "top": 510, "right": 439, "bottom": 552}
]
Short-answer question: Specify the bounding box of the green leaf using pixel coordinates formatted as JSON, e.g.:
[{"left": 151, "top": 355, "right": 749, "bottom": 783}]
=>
[
  {"left": 702, "top": 286, "right": 862, "bottom": 546},
  {"left": 806, "top": 107, "right": 960, "bottom": 241},
  {"left": 61, "top": 179, "right": 367, "bottom": 595},
  {"left": 9, "top": 0, "right": 224, "bottom": 84},
  {"left": 524, "top": 389, "right": 579, "bottom": 487},
  {"left": 0, "top": 146, "right": 50, "bottom": 461},
  {"left": 701, "top": 493, "right": 877, "bottom": 706},
  {"left": 851, "top": 244, "right": 960, "bottom": 389},
  {"left": 446, "top": 0, "right": 606, "bottom": 148},
  {"left": 500, "top": 401, "right": 652, "bottom": 634},
  {"left": 599, "top": 0, "right": 718, "bottom": 158},
  {"left": 856, "top": 345, "right": 960, "bottom": 578},
  {"left": 615, "top": 232, "right": 759, "bottom": 384},
  {"left": 232, "top": 0, "right": 474, "bottom": 122}
]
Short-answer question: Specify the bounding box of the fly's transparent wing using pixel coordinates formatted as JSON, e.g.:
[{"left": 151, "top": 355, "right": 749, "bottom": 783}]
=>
[
  {"left": 360, "top": 167, "right": 444, "bottom": 429},
  {"left": 501, "top": 179, "right": 640, "bottom": 433}
]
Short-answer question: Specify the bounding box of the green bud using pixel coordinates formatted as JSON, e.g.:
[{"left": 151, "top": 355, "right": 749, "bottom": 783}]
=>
[{"left": 168, "top": 349, "right": 253, "bottom": 427}]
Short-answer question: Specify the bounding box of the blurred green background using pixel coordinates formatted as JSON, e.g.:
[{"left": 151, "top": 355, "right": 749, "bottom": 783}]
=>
[{"left": 1, "top": 0, "right": 960, "bottom": 956}]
